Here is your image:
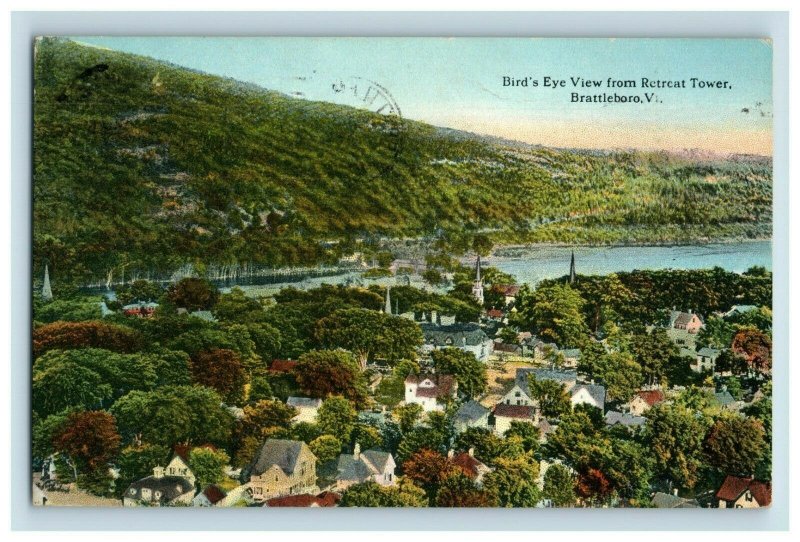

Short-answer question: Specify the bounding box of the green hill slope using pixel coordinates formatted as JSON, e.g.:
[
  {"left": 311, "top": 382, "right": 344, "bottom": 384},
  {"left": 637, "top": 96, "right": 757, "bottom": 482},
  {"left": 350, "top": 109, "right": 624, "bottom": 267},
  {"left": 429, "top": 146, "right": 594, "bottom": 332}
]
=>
[{"left": 33, "top": 38, "right": 772, "bottom": 285}]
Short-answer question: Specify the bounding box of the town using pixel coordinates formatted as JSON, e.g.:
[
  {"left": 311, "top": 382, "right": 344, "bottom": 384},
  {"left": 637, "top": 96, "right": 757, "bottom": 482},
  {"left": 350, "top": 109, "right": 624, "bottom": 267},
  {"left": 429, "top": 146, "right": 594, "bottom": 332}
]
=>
[{"left": 31, "top": 252, "right": 773, "bottom": 509}]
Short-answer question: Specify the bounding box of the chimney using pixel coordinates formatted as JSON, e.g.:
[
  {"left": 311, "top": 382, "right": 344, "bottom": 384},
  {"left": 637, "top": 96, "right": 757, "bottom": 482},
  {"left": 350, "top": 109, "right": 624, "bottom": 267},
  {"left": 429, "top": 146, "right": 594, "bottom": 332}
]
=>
[
  {"left": 447, "top": 449, "right": 454, "bottom": 459},
  {"left": 673, "top": 488, "right": 679, "bottom": 496},
  {"left": 468, "top": 447, "right": 475, "bottom": 457},
  {"left": 153, "top": 466, "right": 165, "bottom": 479},
  {"left": 353, "top": 443, "right": 361, "bottom": 459}
]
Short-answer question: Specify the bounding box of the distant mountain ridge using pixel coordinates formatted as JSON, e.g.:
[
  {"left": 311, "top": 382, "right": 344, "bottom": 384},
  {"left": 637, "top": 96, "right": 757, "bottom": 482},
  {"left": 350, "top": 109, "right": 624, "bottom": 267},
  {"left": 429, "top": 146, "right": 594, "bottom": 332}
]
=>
[{"left": 33, "top": 38, "right": 772, "bottom": 285}]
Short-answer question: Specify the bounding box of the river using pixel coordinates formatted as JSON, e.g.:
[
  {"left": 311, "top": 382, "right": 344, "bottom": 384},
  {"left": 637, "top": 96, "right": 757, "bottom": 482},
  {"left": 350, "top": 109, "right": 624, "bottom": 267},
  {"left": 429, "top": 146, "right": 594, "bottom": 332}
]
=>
[{"left": 233, "top": 240, "right": 771, "bottom": 295}]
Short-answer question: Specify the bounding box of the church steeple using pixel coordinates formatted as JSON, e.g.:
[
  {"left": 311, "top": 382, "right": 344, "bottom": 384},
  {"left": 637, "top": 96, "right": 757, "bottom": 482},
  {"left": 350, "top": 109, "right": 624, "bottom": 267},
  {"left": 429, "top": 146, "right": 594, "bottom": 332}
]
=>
[
  {"left": 384, "top": 285, "right": 392, "bottom": 314},
  {"left": 472, "top": 255, "right": 484, "bottom": 305},
  {"left": 568, "top": 251, "right": 577, "bottom": 285},
  {"left": 42, "top": 264, "right": 53, "bottom": 301}
]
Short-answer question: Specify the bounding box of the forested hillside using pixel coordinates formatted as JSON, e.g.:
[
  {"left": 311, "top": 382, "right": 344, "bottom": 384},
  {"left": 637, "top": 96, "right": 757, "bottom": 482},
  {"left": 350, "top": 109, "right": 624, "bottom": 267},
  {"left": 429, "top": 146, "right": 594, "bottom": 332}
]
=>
[{"left": 34, "top": 38, "right": 772, "bottom": 285}]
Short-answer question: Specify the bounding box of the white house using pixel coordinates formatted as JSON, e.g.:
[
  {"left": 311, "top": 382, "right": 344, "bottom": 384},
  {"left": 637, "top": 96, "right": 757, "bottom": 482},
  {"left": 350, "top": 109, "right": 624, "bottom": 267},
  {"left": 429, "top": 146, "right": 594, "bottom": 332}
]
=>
[
  {"left": 335, "top": 443, "right": 396, "bottom": 491},
  {"left": 192, "top": 484, "right": 227, "bottom": 507},
  {"left": 164, "top": 454, "right": 196, "bottom": 487},
  {"left": 123, "top": 466, "right": 195, "bottom": 507},
  {"left": 692, "top": 347, "right": 721, "bottom": 373},
  {"left": 404, "top": 374, "right": 457, "bottom": 412},
  {"left": 716, "top": 476, "right": 771, "bottom": 508},
  {"left": 453, "top": 400, "right": 491, "bottom": 433},
  {"left": 419, "top": 323, "right": 494, "bottom": 362},
  {"left": 286, "top": 396, "right": 323, "bottom": 424},
  {"left": 569, "top": 383, "right": 606, "bottom": 412},
  {"left": 492, "top": 404, "right": 538, "bottom": 435}
]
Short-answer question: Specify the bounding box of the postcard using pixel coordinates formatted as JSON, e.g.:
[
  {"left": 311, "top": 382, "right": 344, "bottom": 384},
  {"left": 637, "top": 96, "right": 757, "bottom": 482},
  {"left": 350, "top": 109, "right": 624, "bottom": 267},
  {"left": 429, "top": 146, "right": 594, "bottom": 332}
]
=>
[{"left": 31, "top": 37, "right": 772, "bottom": 509}]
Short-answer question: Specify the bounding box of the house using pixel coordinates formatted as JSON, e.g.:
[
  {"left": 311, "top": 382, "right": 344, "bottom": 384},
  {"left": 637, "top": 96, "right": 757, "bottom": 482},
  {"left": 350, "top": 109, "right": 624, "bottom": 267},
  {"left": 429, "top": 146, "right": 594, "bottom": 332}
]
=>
[
  {"left": 163, "top": 453, "right": 196, "bottom": 486},
  {"left": 265, "top": 491, "right": 340, "bottom": 507},
  {"left": 569, "top": 383, "right": 605, "bottom": 412},
  {"left": 713, "top": 389, "right": 742, "bottom": 411},
  {"left": 420, "top": 322, "right": 494, "bottom": 362},
  {"left": 493, "top": 341, "right": 523, "bottom": 356},
  {"left": 693, "top": 347, "right": 721, "bottom": 373},
  {"left": 449, "top": 449, "right": 492, "bottom": 486},
  {"left": 492, "top": 404, "right": 538, "bottom": 435},
  {"left": 192, "top": 484, "right": 227, "bottom": 507},
  {"left": 494, "top": 284, "right": 520, "bottom": 306},
  {"left": 627, "top": 389, "right": 666, "bottom": 416},
  {"left": 335, "top": 443, "right": 396, "bottom": 491},
  {"left": 724, "top": 305, "right": 759, "bottom": 319},
  {"left": 486, "top": 308, "right": 504, "bottom": 320},
  {"left": 500, "top": 368, "right": 580, "bottom": 412},
  {"left": 651, "top": 491, "right": 699, "bottom": 508},
  {"left": 522, "top": 368, "right": 578, "bottom": 390},
  {"left": 605, "top": 410, "right": 647, "bottom": 428},
  {"left": 668, "top": 310, "right": 704, "bottom": 334},
  {"left": 404, "top": 373, "right": 457, "bottom": 412},
  {"left": 286, "top": 397, "right": 323, "bottom": 424},
  {"left": 122, "top": 301, "right": 158, "bottom": 318},
  {"left": 245, "top": 438, "right": 317, "bottom": 502},
  {"left": 716, "top": 476, "right": 771, "bottom": 508},
  {"left": 559, "top": 348, "right": 582, "bottom": 368},
  {"left": 453, "top": 400, "right": 491, "bottom": 433},
  {"left": 123, "top": 466, "right": 195, "bottom": 506},
  {"left": 32, "top": 484, "right": 47, "bottom": 506},
  {"left": 269, "top": 359, "right": 298, "bottom": 374}
]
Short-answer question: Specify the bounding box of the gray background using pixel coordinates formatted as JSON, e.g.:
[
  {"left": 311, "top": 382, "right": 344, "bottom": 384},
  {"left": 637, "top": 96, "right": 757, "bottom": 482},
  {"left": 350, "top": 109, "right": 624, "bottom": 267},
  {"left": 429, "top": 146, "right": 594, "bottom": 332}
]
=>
[{"left": 10, "top": 10, "right": 790, "bottom": 531}]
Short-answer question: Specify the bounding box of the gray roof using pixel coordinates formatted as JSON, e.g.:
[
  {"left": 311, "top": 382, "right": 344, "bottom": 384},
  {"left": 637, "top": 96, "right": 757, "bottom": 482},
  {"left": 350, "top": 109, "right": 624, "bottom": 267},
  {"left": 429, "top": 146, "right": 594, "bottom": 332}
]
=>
[
  {"left": 336, "top": 450, "right": 392, "bottom": 482},
  {"left": 571, "top": 383, "right": 606, "bottom": 410},
  {"left": 287, "top": 397, "right": 323, "bottom": 409},
  {"left": 697, "top": 347, "right": 721, "bottom": 358},
  {"left": 605, "top": 411, "right": 646, "bottom": 427},
  {"left": 725, "top": 305, "right": 758, "bottom": 317},
  {"left": 560, "top": 348, "right": 582, "bottom": 359},
  {"left": 125, "top": 475, "right": 194, "bottom": 503},
  {"left": 515, "top": 368, "right": 577, "bottom": 396},
  {"left": 651, "top": 492, "right": 699, "bottom": 508},
  {"left": 454, "top": 400, "right": 490, "bottom": 424},
  {"left": 420, "top": 322, "right": 490, "bottom": 347},
  {"left": 714, "top": 390, "right": 736, "bottom": 406},
  {"left": 249, "top": 439, "right": 309, "bottom": 476}
]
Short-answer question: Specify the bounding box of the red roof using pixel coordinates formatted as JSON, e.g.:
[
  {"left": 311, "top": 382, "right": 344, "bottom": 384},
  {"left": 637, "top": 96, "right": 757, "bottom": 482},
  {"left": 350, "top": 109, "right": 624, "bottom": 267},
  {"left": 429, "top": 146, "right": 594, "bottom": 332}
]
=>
[
  {"left": 266, "top": 492, "right": 340, "bottom": 507},
  {"left": 452, "top": 452, "right": 485, "bottom": 479},
  {"left": 493, "top": 404, "right": 536, "bottom": 419},
  {"left": 494, "top": 284, "right": 520, "bottom": 296},
  {"left": 269, "top": 359, "right": 298, "bottom": 373},
  {"left": 406, "top": 374, "right": 456, "bottom": 399},
  {"left": 201, "top": 484, "right": 227, "bottom": 505},
  {"left": 635, "top": 390, "right": 665, "bottom": 407},
  {"left": 487, "top": 309, "right": 504, "bottom": 318},
  {"left": 716, "top": 476, "right": 771, "bottom": 506}
]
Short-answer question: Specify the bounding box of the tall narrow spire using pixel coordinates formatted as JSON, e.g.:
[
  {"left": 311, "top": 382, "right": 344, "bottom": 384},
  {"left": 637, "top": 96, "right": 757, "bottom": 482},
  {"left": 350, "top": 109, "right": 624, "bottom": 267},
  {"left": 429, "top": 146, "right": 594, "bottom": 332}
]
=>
[
  {"left": 42, "top": 264, "right": 53, "bottom": 301},
  {"left": 568, "top": 251, "right": 577, "bottom": 285},
  {"left": 472, "top": 255, "right": 484, "bottom": 305},
  {"left": 384, "top": 285, "right": 392, "bottom": 314}
]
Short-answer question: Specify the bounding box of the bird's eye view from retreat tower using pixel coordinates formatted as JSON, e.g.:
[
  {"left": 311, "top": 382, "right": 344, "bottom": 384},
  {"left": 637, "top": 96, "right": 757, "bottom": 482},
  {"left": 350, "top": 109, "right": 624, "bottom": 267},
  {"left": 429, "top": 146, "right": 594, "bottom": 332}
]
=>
[{"left": 31, "top": 36, "right": 773, "bottom": 509}]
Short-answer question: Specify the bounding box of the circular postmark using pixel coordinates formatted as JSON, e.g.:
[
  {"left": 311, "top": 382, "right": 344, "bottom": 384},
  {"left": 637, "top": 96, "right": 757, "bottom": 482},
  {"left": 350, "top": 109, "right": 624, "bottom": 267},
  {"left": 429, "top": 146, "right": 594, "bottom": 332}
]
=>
[{"left": 328, "top": 76, "right": 407, "bottom": 179}]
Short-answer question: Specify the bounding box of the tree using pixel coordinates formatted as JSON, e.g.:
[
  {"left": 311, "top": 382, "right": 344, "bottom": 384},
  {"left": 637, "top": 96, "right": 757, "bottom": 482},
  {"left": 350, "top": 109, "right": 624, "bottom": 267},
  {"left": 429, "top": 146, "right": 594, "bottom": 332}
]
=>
[
  {"left": 527, "top": 375, "right": 571, "bottom": 419},
  {"left": 543, "top": 464, "right": 576, "bottom": 507},
  {"left": 248, "top": 376, "right": 273, "bottom": 403},
  {"left": 504, "top": 421, "right": 540, "bottom": 454},
  {"left": 309, "top": 435, "right": 342, "bottom": 465},
  {"left": 213, "top": 287, "right": 266, "bottom": 323},
  {"left": 644, "top": 403, "right": 709, "bottom": 489},
  {"left": 704, "top": 416, "right": 766, "bottom": 476},
  {"left": 514, "top": 283, "right": 590, "bottom": 348},
  {"left": 53, "top": 410, "right": 121, "bottom": 480},
  {"left": 731, "top": 329, "right": 772, "bottom": 374},
  {"left": 436, "top": 472, "right": 497, "bottom": 507},
  {"left": 454, "top": 427, "right": 507, "bottom": 468},
  {"left": 393, "top": 403, "right": 424, "bottom": 434},
  {"left": 339, "top": 479, "right": 427, "bottom": 507},
  {"left": 714, "top": 349, "right": 749, "bottom": 376},
  {"left": 696, "top": 316, "right": 735, "bottom": 350},
  {"left": 595, "top": 351, "right": 644, "bottom": 403},
  {"left": 33, "top": 321, "right": 143, "bottom": 357},
  {"left": 483, "top": 456, "right": 541, "bottom": 507},
  {"left": 316, "top": 396, "right": 358, "bottom": 443},
  {"left": 236, "top": 399, "right": 297, "bottom": 442},
  {"left": 32, "top": 360, "right": 112, "bottom": 416},
  {"left": 114, "top": 443, "right": 170, "bottom": 497},
  {"left": 575, "top": 467, "right": 613, "bottom": 506},
  {"left": 629, "top": 328, "right": 677, "bottom": 385},
  {"left": 402, "top": 448, "right": 460, "bottom": 500},
  {"left": 294, "top": 349, "right": 368, "bottom": 405},
  {"left": 188, "top": 447, "right": 230, "bottom": 488},
  {"left": 350, "top": 424, "right": 383, "bottom": 451},
  {"left": 115, "top": 280, "right": 164, "bottom": 305},
  {"left": 111, "top": 386, "right": 234, "bottom": 448},
  {"left": 431, "top": 348, "right": 487, "bottom": 399},
  {"left": 166, "top": 277, "right": 220, "bottom": 311},
  {"left": 315, "top": 308, "right": 423, "bottom": 368},
  {"left": 190, "top": 348, "right": 246, "bottom": 404}
]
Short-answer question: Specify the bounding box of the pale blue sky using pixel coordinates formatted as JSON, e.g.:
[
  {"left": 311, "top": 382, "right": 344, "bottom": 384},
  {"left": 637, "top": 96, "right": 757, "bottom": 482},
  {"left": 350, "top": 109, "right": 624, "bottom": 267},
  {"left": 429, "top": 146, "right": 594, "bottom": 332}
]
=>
[{"left": 73, "top": 37, "right": 773, "bottom": 154}]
